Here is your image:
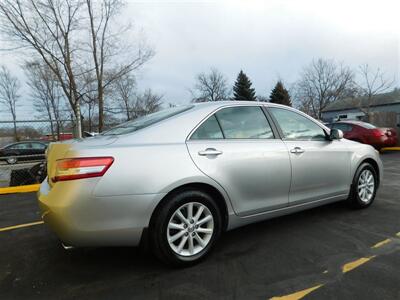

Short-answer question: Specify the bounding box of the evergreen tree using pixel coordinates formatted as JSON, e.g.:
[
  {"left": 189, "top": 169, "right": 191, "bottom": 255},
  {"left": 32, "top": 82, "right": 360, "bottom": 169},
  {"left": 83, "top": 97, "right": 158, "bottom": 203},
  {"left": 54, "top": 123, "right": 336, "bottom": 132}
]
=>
[
  {"left": 269, "top": 81, "right": 292, "bottom": 106},
  {"left": 232, "top": 70, "right": 257, "bottom": 101}
]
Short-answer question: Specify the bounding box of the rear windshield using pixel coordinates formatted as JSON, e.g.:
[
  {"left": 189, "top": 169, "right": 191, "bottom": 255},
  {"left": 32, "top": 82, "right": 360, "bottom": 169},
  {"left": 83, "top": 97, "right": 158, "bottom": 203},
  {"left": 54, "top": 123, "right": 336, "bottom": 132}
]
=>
[
  {"left": 358, "top": 122, "right": 376, "bottom": 129},
  {"left": 102, "top": 105, "right": 194, "bottom": 136}
]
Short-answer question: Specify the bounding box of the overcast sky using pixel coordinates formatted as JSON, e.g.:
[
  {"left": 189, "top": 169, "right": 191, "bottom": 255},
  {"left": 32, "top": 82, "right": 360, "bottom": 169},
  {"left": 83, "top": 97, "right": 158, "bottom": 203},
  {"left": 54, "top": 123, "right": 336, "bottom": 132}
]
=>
[{"left": 0, "top": 0, "right": 399, "bottom": 119}]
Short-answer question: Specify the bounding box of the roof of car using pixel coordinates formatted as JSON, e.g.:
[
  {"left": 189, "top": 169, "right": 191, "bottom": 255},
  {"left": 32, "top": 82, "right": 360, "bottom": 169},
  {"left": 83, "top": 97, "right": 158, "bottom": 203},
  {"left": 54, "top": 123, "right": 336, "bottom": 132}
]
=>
[{"left": 192, "top": 100, "right": 289, "bottom": 109}]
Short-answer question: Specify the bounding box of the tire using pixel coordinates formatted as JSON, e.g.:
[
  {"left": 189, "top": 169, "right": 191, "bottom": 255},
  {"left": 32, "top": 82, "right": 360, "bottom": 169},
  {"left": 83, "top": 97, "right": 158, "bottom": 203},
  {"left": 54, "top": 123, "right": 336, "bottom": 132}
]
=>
[
  {"left": 348, "top": 162, "right": 378, "bottom": 209},
  {"left": 149, "top": 189, "right": 222, "bottom": 267},
  {"left": 6, "top": 157, "right": 17, "bottom": 164}
]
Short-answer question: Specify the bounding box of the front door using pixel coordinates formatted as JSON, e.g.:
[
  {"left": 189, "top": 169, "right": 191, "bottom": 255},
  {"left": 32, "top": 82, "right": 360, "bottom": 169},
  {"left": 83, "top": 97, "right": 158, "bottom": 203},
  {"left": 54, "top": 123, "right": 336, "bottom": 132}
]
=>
[{"left": 268, "top": 107, "right": 351, "bottom": 205}]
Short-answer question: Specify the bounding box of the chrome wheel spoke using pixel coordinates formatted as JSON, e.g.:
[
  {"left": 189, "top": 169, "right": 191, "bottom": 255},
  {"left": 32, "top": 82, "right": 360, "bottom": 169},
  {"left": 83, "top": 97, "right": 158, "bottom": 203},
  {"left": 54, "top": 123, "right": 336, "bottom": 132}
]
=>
[
  {"left": 169, "top": 230, "right": 186, "bottom": 243},
  {"left": 176, "top": 235, "right": 188, "bottom": 253},
  {"left": 194, "top": 233, "right": 206, "bottom": 247},
  {"left": 197, "top": 227, "right": 213, "bottom": 234},
  {"left": 188, "top": 235, "right": 194, "bottom": 254},
  {"left": 197, "top": 215, "right": 212, "bottom": 226},
  {"left": 168, "top": 222, "right": 184, "bottom": 230}
]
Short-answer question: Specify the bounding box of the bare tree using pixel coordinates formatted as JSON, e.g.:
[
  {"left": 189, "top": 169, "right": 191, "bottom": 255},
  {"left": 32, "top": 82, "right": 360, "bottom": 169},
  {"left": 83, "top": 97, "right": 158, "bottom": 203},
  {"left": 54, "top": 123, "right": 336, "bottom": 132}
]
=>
[
  {"left": 113, "top": 73, "right": 136, "bottom": 121},
  {"left": 355, "top": 64, "right": 395, "bottom": 119},
  {"left": 190, "top": 68, "right": 230, "bottom": 102},
  {"left": 0, "top": 65, "right": 20, "bottom": 141},
  {"left": 0, "top": 0, "right": 85, "bottom": 137},
  {"left": 25, "top": 61, "right": 65, "bottom": 140},
  {"left": 0, "top": 0, "right": 154, "bottom": 136},
  {"left": 85, "top": 0, "right": 154, "bottom": 132},
  {"left": 131, "top": 89, "right": 162, "bottom": 119},
  {"left": 295, "top": 58, "right": 354, "bottom": 119}
]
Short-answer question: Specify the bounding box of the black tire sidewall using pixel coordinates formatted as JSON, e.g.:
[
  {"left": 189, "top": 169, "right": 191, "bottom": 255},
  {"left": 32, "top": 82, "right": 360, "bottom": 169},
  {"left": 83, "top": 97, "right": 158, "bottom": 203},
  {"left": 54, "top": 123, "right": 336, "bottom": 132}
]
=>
[
  {"left": 350, "top": 163, "right": 378, "bottom": 208},
  {"left": 151, "top": 190, "right": 222, "bottom": 266}
]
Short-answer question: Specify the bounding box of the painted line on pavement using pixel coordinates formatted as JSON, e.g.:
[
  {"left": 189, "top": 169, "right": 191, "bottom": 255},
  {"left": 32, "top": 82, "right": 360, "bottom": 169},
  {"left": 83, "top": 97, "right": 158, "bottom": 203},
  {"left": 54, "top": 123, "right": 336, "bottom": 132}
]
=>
[
  {"left": 270, "top": 284, "right": 324, "bottom": 300},
  {"left": 269, "top": 231, "right": 400, "bottom": 299},
  {"left": 371, "top": 238, "right": 392, "bottom": 249},
  {"left": 0, "top": 221, "right": 44, "bottom": 232}
]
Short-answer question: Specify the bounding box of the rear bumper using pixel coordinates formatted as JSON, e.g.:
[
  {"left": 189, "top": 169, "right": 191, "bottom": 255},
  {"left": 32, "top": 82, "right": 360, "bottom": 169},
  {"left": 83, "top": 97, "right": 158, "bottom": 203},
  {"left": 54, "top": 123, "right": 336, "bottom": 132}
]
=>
[{"left": 37, "top": 178, "right": 165, "bottom": 247}]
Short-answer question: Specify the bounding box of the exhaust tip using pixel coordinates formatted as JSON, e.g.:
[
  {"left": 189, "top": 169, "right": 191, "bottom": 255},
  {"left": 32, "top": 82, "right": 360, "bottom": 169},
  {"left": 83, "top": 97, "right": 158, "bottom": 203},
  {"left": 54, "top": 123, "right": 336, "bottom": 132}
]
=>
[{"left": 61, "top": 243, "right": 74, "bottom": 250}]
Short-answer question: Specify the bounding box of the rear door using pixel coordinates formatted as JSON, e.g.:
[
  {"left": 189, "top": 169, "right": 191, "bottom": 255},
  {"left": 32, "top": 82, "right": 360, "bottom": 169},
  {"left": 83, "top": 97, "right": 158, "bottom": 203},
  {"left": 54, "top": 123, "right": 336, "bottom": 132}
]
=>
[
  {"left": 186, "top": 105, "right": 291, "bottom": 216},
  {"left": 268, "top": 107, "right": 351, "bottom": 205}
]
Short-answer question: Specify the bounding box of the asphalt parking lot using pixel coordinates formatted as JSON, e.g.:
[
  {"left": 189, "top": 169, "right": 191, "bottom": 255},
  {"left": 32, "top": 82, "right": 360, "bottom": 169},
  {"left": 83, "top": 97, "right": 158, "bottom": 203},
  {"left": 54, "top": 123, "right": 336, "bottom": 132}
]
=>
[{"left": 0, "top": 152, "right": 399, "bottom": 300}]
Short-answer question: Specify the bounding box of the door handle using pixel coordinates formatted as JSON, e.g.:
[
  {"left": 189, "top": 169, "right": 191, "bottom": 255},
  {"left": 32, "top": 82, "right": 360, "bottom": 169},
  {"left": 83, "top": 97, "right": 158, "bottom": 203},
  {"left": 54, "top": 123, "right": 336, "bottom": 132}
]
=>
[
  {"left": 198, "top": 148, "right": 223, "bottom": 156},
  {"left": 290, "top": 147, "right": 305, "bottom": 154}
]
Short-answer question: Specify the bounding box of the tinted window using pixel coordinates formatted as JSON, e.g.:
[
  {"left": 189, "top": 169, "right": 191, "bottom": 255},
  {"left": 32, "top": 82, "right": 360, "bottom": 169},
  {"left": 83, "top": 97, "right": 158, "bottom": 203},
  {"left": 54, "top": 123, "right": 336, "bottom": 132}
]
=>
[
  {"left": 9, "top": 143, "right": 30, "bottom": 149},
  {"left": 191, "top": 115, "right": 223, "bottom": 140},
  {"left": 332, "top": 123, "right": 352, "bottom": 132},
  {"left": 215, "top": 106, "right": 274, "bottom": 139},
  {"left": 270, "top": 108, "right": 326, "bottom": 141},
  {"left": 31, "top": 143, "right": 46, "bottom": 149},
  {"left": 102, "top": 105, "right": 194, "bottom": 136}
]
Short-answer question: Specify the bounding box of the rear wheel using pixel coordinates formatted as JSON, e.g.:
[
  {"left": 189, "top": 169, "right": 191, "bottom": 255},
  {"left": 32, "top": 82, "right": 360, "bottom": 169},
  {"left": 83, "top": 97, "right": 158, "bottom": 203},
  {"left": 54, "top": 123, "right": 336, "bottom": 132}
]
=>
[
  {"left": 150, "top": 190, "right": 222, "bottom": 267},
  {"left": 348, "top": 163, "right": 377, "bottom": 209}
]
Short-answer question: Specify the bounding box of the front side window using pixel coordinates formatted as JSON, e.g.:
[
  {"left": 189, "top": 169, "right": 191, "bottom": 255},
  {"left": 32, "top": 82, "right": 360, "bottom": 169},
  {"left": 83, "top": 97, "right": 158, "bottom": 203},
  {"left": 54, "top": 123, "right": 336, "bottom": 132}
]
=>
[
  {"left": 215, "top": 106, "right": 274, "bottom": 139},
  {"left": 269, "top": 108, "right": 326, "bottom": 141}
]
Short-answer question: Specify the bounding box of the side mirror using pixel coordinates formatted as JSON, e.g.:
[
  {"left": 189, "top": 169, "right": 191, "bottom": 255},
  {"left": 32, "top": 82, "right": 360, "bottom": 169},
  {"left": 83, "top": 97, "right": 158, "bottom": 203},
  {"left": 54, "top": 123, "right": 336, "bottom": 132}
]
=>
[{"left": 329, "top": 128, "right": 343, "bottom": 140}]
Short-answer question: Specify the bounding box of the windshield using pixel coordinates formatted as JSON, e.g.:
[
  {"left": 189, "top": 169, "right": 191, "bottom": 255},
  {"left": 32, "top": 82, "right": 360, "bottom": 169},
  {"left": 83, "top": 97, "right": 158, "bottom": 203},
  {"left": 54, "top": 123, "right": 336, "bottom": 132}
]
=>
[{"left": 102, "top": 105, "right": 194, "bottom": 136}]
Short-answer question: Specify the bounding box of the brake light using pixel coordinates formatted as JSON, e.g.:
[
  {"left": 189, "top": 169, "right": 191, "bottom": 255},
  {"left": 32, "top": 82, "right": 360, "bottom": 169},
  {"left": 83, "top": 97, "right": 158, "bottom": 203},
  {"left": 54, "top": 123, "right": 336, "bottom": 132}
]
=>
[
  {"left": 52, "top": 157, "right": 114, "bottom": 182},
  {"left": 371, "top": 129, "right": 384, "bottom": 137}
]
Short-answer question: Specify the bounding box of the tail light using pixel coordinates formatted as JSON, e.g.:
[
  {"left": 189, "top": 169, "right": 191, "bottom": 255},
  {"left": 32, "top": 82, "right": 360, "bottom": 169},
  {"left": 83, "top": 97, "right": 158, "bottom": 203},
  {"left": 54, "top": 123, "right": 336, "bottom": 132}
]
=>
[
  {"left": 371, "top": 129, "right": 384, "bottom": 137},
  {"left": 52, "top": 157, "right": 114, "bottom": 182}
]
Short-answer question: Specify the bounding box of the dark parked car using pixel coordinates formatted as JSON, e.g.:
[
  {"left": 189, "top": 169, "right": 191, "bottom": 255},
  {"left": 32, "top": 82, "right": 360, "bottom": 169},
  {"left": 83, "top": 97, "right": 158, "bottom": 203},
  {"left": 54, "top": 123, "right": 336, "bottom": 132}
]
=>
[
  {"left": 329, "top": 121, "right": 398, "bottom": 150},
  {"left": 0, "top": 141, "right": 49, "bottom": 164}
]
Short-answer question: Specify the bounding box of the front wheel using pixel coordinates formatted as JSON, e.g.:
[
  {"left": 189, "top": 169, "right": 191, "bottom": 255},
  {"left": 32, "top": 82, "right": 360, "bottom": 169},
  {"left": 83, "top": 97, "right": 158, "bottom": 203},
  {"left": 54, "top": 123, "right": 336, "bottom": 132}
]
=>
[
  {"left": 348, "top": 163, "right": 378, "bottom": 209},
  {"left": 149, "top": 190, "right": 222, "bottom": 267}
]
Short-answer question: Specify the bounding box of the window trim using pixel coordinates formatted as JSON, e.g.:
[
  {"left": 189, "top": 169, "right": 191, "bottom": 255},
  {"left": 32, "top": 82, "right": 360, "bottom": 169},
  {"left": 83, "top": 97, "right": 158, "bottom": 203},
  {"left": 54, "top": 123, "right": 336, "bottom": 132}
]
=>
[
  {"left": 266, "top": 106, "right": 330, "bottom": 142},
  {"left": 187, "top": 104, "right": 278, "bottom": 141}
]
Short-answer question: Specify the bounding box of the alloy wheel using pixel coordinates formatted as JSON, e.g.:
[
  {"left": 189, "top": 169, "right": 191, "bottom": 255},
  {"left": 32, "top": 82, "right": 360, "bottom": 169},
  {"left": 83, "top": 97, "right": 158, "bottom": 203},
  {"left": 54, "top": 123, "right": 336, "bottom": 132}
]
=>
[
  {"left": 167, "top": 202, "right": 214, "bottom": 257},
  {"left": 357, "top": 169, "right": 375, "bottom": 203}
]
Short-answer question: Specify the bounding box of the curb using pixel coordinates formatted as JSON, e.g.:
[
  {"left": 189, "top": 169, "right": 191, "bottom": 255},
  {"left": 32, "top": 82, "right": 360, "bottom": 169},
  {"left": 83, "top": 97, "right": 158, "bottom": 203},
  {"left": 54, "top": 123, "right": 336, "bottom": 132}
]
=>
[{"left": 0, "top": 184, "right": 40, "bottom": 195}]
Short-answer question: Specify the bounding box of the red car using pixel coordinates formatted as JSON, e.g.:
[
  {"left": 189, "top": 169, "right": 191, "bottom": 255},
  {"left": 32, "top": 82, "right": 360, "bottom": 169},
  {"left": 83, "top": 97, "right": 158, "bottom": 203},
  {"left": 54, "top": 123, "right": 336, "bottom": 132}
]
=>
[{"left": 330, "top": 121, "right": 398, "bottom": 150}]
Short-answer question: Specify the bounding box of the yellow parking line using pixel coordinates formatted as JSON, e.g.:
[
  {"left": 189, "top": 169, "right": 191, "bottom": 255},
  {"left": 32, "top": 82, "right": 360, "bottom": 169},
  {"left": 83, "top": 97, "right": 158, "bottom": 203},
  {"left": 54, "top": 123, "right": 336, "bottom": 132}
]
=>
[
  {"left": 0, "top": 221, "right": 44, "bottom": 232},
  {"left": 0, "top": 184, "right": 40, "bottom": 195},
  {"left": 371, "top": 239, "right": 392, "bottom": 249},
  {"left": 270, "top": 284, "right": 324, "bottom": 300},
  {"left": 342, "top": 256, "right": 376, "bottom": 273},
  {"left": 380, "top": 147, "right": 400, "bottom": 152}
]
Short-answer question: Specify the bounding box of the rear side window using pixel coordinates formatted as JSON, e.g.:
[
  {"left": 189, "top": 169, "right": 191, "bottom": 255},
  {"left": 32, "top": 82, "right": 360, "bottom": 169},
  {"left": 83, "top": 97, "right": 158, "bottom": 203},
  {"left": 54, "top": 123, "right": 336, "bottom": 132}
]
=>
[
  {"left": 215, "top": 106, "right": 274, "bottom": 139},
  {"left": 190, "top": 115, "right": 223, "bottom": 140}
]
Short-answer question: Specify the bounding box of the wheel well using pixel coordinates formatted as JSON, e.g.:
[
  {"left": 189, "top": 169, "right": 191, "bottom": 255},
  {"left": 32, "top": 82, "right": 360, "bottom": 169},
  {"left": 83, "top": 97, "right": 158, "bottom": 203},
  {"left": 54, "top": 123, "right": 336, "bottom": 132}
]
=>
[
  {"left": 360, "top": 158, "right": 380, "bottom": 185},
  {"left": 149, "top": 183, "right": 229, "bottom": 232}
]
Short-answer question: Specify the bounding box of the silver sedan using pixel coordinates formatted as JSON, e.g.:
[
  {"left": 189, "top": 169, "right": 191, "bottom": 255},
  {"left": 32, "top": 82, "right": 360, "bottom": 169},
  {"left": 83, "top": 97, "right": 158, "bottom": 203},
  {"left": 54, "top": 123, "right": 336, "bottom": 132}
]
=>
[{"left": 38, "top": 101, "right": 383, "bottom": 266}]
